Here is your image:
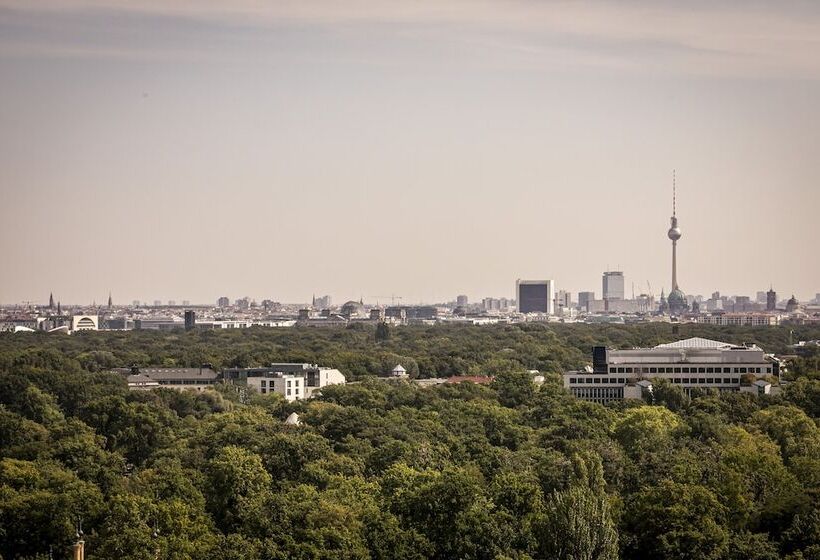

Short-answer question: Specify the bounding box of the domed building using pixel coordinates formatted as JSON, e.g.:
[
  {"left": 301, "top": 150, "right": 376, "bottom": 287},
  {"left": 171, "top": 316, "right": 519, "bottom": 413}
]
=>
[
  {"left": 340, "top": 299, "right": 365, "bottom": 319},
  {"left": 668, "top": 289, "right": 688, "bottom": 315},
  {"left": 786, "top": 295, "right": 799, "bottom": 313}
]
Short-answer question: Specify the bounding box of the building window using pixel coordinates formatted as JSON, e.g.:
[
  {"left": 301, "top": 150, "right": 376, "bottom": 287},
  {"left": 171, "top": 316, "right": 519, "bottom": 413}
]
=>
[
  {"left": 626, "top": 367, "right": 633, "bottom": 373},
  {"left": 609, "top": 367, "right": 616, "bottom": 373},
  {"left": 724, "top": 368, "right": 731, "bottom": 373},
  {"left": 287, "top": 380, "right": 292, "bottom": 387},
  {"left": 261, "top": 388, "right": 267, "bottom": 394},
  {"left": 706, "top": 378, "right": 714, "bottom": 384},
  {"left": 740, "top": 368, "right": 747, "bottom": 374},
  {"left": 682, "top": 367, "right": 690, "bottom": 373},
  {"left": 674, "top": 367, "right": 681, "bottom": 373},
  {"left": 723, "top": 378, "right": 731, "bottom": 384},
  {"left": 287, "top": 389, "right": 291, "bottom": 396},
  {"left": 698, "top": 367, "right": 706, "bottom": 373},
  {"left": 594, "top": 378, "right": 601, "bottom": 384},
  {"left": 706, "top": 367, "right": 714, "bottom": 374}
]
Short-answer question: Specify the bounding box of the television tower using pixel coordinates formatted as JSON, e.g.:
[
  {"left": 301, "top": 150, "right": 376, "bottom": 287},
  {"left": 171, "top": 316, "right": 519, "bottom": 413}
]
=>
[{"left": 666, "top": 170, "right": 687, "bottom": 314}]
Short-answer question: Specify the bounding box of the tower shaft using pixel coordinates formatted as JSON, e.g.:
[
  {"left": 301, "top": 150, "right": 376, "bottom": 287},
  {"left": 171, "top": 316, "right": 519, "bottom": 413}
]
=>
[{"left": 672, "top": 240, "right": 678, "bottom": 291}]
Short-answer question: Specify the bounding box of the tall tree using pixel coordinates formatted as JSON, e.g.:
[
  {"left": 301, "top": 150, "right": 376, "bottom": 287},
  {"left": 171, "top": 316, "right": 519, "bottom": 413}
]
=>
[{"left": 537, "top": 485, "right": 618, "bottom": 560}]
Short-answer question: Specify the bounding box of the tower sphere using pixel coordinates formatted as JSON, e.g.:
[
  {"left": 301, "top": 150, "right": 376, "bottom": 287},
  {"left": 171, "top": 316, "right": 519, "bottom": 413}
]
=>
[{"left": 667, "top": 226, "right": 681, "bottom": 241}]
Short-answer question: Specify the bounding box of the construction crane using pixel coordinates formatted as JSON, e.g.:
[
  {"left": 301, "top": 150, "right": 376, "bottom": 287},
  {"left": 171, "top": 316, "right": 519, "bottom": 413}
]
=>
[{"left": 369, "top": 295, "right": 403, "bottom": 306}]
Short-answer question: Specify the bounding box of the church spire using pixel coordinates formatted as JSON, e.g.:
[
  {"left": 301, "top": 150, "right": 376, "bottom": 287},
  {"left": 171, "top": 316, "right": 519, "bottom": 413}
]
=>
[
  {"left": 49, "top": 292, "right": 54, "bottom": 309},
  {"left": 108, "top": 292, "right": 113, "bottom": 308}
]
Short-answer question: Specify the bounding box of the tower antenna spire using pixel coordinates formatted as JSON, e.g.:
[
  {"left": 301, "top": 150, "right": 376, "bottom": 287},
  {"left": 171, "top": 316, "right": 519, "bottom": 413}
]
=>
[{"left": 673, "top": 169, "right": 676, "bottom": 217}]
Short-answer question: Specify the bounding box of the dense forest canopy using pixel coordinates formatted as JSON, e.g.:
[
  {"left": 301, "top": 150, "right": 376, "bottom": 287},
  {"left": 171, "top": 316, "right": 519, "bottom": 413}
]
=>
[{"left": 0, "top": 323, "right": 819, "bottom": 559}]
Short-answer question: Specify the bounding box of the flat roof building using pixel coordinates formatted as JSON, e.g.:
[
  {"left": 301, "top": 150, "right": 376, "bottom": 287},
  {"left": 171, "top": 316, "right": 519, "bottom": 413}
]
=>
[
  {"left": 516, "top": 280, "right": 555, "bottom": 315},
  {"left": 602, "top": 271, "right": 624, "bottom": 301},
  {"left": 564, "top": 337, "right": 779, "bottom": 404},
  {"left": 223, "top": 363, "right": 346, "bottom": 400},
  {"left": 128, "top": 366, "right": 219, "bottom": 392}
]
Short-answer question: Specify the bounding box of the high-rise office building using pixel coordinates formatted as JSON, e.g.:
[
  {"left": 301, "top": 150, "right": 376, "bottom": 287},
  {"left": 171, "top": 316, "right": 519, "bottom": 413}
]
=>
[
  {"left": 578, "top": 291, "right": 594, "bottom": 311},
  {"left": 602, "top": 271, "right": 625, "bottom": 301},
  {"left": 766, "top": 287, "right": 777, "bottom": 311},
  {"left": 456, "top": 295, "right": 468, "bottom": 306},
  {"left": 217, "top": 296, "right": 230, "bottom": 308},
  {"left": 555, "top": 290, "right": 571, "bottom": 311},
  {"left": 516, "top": 280, "right": 555, "bottom": 314},
  {"left": 184, "top": 310, "right": 196, "bottom": 331}
]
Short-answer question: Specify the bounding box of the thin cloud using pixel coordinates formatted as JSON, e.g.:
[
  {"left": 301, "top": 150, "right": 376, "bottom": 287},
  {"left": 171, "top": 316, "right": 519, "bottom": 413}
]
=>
[{"left": 0, "top": 0, "right": 818, "bottom": 78}]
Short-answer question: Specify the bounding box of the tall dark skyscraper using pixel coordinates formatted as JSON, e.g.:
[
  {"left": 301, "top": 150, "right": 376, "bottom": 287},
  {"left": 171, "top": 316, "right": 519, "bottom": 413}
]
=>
[
  {"left": 666, "top": 172, "right": 688, "bottom": 315},
  {"left": 184, "top": 310, "right": 197, "bottom": 330},
  {"left": 767, "top": 287, "right": 777, "bottom": 311}
]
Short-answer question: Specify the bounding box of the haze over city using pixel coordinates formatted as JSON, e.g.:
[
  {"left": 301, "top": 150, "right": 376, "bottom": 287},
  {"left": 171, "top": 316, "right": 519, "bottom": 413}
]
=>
[{"left": 1, "top": 0, "right": 818, "bottom": 304}]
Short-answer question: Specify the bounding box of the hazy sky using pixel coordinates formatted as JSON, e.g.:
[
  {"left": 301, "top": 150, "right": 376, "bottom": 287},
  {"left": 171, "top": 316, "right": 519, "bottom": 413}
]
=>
[{"left": 1, "top": 1, "right": 818, "bottom": 305}]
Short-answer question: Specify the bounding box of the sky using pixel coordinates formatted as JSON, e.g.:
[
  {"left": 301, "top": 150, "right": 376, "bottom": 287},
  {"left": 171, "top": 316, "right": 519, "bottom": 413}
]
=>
[{"left": 1, "top": 0, "right": 818, "bottom": 306}]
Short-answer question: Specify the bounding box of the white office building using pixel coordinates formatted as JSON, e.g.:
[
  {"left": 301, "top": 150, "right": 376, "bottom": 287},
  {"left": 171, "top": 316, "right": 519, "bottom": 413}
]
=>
[
  {"left": 564, "top": 337, "right": 780, "bottom": 404},
  {"left": 602, "top": 271, "right": 624, "bottom": 301},
  {"left": 223, "top": 363, "right": 346, "bottom": 401}
]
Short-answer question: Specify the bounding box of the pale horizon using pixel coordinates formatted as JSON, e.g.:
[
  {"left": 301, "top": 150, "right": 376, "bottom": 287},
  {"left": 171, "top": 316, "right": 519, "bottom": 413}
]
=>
[{"left": 1, "top": 1, "right": 818, "bottom": 306}]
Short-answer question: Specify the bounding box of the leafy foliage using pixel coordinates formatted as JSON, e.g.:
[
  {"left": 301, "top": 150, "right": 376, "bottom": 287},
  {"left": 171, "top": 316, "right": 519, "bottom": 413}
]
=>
[{"left": 0, "top": 323, "right": 818, "bottom": 559}]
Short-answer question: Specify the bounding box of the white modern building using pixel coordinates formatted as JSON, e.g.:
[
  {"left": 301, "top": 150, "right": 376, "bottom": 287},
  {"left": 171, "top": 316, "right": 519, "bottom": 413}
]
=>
[
  {"left": 254, "top": 374, "right": 304, "bottom": 401},
  {"left": 223, "top": 363, "right": 346, "bottom": 401},
  {"left": 564, "top": 337, "right": 780, "bottom": 404},
  {"left": 71, "top": 315, "right": 99, "bottom": 332}
]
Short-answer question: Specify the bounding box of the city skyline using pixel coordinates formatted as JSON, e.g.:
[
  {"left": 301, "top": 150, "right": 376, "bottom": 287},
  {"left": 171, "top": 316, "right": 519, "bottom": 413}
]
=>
[
  {"left": 9, "top": 280, "right": 818, "bottom": 309},
  {"left": 1, "top": 1, "right": 818, "bottom": 304}
]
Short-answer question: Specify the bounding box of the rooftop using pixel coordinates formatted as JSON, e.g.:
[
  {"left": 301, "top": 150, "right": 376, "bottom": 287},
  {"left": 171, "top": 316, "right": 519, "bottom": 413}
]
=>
[
  {"left": 138, "top": 367, "right": 218, "bottom": 380},
  {"left": 655, "top": 337, "right": 735, "bottom": 349}
]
